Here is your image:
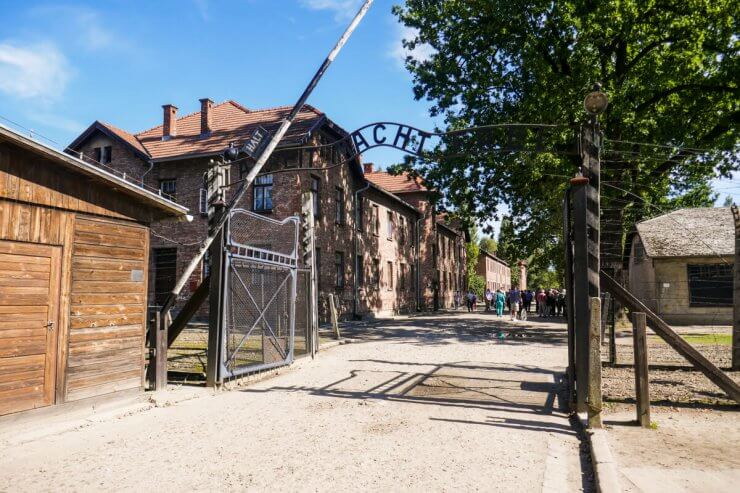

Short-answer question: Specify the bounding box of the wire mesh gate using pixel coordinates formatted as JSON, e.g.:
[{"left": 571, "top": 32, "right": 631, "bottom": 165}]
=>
[{"left": 218, "top": 208, "right": 303, "bottom": 379}]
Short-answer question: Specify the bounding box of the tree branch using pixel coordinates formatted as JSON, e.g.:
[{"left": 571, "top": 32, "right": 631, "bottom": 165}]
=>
[
  {"left": 648, "top": 110, "right": 740, "bottom": 179},
  {"left": 636, "top": 84, "right": 738, "bottom": 113}
]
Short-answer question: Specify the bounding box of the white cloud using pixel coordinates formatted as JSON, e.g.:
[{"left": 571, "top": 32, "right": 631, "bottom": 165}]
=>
[
  {"left": 300, "top": 0, "right": 363, "bottom": 21},
  {"left": 390, "top": 24, "right": 434, "bottom": 69},
  {"left": 0, "top": 42, "right": 71, "bottom": 100}
]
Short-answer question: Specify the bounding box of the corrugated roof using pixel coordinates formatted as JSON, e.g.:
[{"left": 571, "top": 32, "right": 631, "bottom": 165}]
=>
[
  {"left": 636, "top": 207, "right": 733, "bottom": 258},
  {"left": 365, "top": 171, "right": 428, "bottom": 193}
]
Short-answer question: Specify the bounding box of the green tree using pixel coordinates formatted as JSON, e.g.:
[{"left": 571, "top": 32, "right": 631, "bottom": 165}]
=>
[
  {"left": 465, "top": 226, "right": 485, "bottom": 295},
  {"left": 478, "top": 235, "right": 497, "bottom": 254},
  {"left": 393, "top": 0, "right": 738, "bottom": 272}
]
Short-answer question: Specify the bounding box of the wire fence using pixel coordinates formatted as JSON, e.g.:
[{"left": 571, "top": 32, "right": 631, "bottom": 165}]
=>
[{"left": 596, "top": 137, "right": 739, "bottom": 404}]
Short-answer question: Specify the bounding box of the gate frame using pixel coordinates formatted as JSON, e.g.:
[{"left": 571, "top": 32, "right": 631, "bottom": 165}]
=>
[{"left": 209, "top": 208, "right": 301, "bottom": 384}]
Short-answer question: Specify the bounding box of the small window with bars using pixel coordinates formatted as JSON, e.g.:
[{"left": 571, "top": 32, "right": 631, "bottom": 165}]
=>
[
  {"left": 159, "top": 179, "right": 176, "bottom": 201},
  {"left": 687, "top": 264, "right": 733, "bottom": 307}
]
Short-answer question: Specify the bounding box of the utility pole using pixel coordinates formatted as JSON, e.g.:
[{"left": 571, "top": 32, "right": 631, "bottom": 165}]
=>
[
  {"left": 206, "top": 160, "right": 227, "bottom": 387},
  {"left": 573, "top": 84, "right": 608, "bottom": 415},
  {"left": 301, "top": 192, "right": 318, "bottom": 358}
]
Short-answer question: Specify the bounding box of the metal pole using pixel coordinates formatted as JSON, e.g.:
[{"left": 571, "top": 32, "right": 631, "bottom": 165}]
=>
[{"left": 158, "top": 0, "right": 374, "bottom": 318}]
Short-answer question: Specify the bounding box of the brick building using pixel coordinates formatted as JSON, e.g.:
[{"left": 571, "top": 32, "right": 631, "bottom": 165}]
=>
[
  {"left": 67, "top": 99, "right": 467, "bottom": 320},
  {"left": 364, "top": 167, "right": 468, "bottom": 310},
  {"left": 476, "top": 249, "right": 511, "bottom": 293}
]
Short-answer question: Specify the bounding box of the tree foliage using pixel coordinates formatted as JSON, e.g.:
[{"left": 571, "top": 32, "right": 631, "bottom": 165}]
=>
[
  {"left": 393, "top": 0, "right": 739, "bottom": 267},
  {"left": 478, "top": 235, "right": 497, "bottom": 254}
]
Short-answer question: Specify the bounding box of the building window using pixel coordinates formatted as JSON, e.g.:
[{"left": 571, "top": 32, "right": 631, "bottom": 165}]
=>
[
  {"left": 386, "top": 261, "right": 394, "bottom": 289},
  {"left": 159, "top": 179, "right": 176, "bottom": 201},
  {"left": 400, "top": 263, "right": 406, "bottom": 290},
  {"left": 398, "top": 217, "right": 405, "bottom": 245},
  {"left": 387, "top": 211, "right": 394, "bottom": 239},
  {"left": 410, "top": 264, "right": 416, "bottom": 291},
  {"left": 335, "top": 252, "right": 345, "bottom": 288},
  {"left": 311, "top": 176, "right": 320, "bottom": 218},
  {"left": 687, "top": 264, "right": 732, "bottom": 307},
  {"left": 335, "top": 187, "right": 345, "bottom": 225},
  {"left": 372, "top": 258, "right": 380, "bottom": 287},
  {"left": 356, "top": 254, "right": 363, "bottom": 286},
  {"left": 252, "top": 174, "right": 273, "bottom": 212},
  {"left": 372, "top": 205, "right": 380, "bottom": 236},
  {"left": 315, "top": 248, "right": 321, "bottom": 290},
  {"left": 94, "top": 145, "right": 112, "bottom": 165}
]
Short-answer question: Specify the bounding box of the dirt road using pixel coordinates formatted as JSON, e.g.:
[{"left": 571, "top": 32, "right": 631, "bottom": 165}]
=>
[{"left": 0, "top": 313, "right": 590, "bottom": 492}]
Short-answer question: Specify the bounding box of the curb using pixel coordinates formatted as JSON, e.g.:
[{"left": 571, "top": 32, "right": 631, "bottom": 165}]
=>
[{"left": 585, "top": 426, "right": 622, "bottom": 493}]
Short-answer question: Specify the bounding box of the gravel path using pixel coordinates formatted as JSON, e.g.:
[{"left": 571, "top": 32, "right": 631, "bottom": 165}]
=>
[{"left": 0, "top": 313, "right": 591, "bottom": 492}]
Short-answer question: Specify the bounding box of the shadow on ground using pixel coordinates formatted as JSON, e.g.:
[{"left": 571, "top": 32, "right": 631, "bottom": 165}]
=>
[{"left": 336, "top": 311, "right": 569, "bottom": 348}]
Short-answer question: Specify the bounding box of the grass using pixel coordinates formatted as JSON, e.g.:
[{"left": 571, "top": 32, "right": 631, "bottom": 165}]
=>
[{"left": 649, "top": 333, "right": 732, "bottom": 346}]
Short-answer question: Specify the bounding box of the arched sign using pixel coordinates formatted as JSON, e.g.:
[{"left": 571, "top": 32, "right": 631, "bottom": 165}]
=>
[{"left": 350, "top": 122, "right": 435, "bottom": 157}]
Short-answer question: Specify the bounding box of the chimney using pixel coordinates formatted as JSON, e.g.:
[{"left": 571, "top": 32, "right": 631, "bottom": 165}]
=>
[
  {"left": 363, "top": 162, "right": 374, "bottom": 174},
  {"left": 199, "top": 98, "right": 213, "bottom": 135},
  {"left": 162, "top": 104, "right": 178, "bottom": 139}
]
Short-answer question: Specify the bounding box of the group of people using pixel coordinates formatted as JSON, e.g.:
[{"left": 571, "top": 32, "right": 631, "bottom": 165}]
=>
[
  {"left": 535, "top": 288, "right": 566, "bottom": 318},
  {"left": 453, "top": 287, "right": 566, "bottom": 320}
]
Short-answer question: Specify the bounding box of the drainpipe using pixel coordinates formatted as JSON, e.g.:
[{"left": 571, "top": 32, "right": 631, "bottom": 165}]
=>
[
  {"left": 141, "top": 159, "right": 154, "bottom": 188},
  {"left": 353, "top": 181, "right": 371, "bottom": 319}
]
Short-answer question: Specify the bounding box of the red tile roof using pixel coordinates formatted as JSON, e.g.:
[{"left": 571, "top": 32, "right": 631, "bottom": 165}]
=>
[
  {"left": 74, "top": 100, "right": 327, "bottom": 161},
  {"left": 364, "top": 171, "right": 428, "bottom": 194},
  {"left": 98, "top": 121, "right": 149, "bottom": 156}
]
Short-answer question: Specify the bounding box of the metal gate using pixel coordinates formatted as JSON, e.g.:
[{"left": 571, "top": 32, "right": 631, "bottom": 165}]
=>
[{"left": 219, "top": 208, "right": 302, "bottom": 378}]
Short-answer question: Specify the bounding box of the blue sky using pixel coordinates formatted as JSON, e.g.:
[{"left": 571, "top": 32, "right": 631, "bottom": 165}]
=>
[
  {"left": 0, "top": 0, "right": 437, "bottom": 169},
  {"left": 0, "top": 0, "right": 734, "bottom": 223}
]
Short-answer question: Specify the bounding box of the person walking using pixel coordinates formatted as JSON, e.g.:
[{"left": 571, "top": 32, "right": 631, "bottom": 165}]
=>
[
  {"left": 523, "top": 289, "right": 533, "bottom": 314},
  {"left": 536, "top": 289, "right": 546, "bottom": 317},
  {"left": 465, "top": 290, "right": 474, "bottom": 312},
  {"left": 495, "top": 288, "right": 506, "bottom": 317},
  {"left": 485, "top": 289, "right": 493, "bottom": 312},
  {"left": 454, "top": 290, "right": 462, "bottom": 310},
  {"left": 509, "top": 287, "right": 521, "bottom": 321}
]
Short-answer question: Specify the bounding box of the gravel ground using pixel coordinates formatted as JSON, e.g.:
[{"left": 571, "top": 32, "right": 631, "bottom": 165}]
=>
[
  {"left": 0, "top": 312, "right": 591, "bottom": 492},
  {"left": 604, "top": 404, "right": 740, "bottom": 492},
  {"left": 602, "top": 325, "right": 739, "bottom": 406}
]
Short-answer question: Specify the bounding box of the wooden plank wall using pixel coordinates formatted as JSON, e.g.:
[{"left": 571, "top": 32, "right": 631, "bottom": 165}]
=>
[
  {"left": 65, "top": 217, "right": 149, "bottom": 401},
  {"left": 0, "top": 141, "right": 153, "bottom": 223}
]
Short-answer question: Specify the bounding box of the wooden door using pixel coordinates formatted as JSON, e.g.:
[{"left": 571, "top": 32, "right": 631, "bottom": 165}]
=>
[{"left": 0, "top": 240, "right": 61, "bottom": 415}]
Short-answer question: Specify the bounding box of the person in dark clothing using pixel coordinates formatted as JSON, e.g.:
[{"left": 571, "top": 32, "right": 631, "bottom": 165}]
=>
[
  {"left": 546, "top": 289, "right": 556, "bottom": 317},
  {"left": 523, "top": 290, "right": 533, "bottom": 314}
]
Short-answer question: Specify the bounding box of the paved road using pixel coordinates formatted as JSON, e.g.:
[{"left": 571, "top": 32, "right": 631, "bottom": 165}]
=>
[{"left": 0, "top": 313, "right": 591, "bottom": 492}]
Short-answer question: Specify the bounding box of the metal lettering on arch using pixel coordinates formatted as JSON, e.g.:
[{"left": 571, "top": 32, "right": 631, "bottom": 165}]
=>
[
  {"left": 350, "top": 122, "right": 435, "bottom": 157},
  {"left": 343, "top": 122, "right": 575, "bottom": 161}
]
